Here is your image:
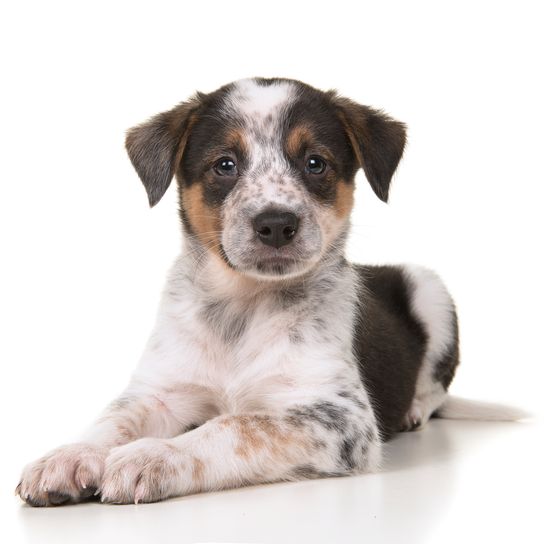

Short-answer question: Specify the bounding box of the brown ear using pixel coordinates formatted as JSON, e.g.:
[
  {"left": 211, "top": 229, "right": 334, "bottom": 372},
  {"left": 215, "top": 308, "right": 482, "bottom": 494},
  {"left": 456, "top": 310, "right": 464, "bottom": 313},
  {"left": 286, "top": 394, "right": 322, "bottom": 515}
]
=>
[
  {"left": 125, "top": 96, "right": 201, "bottom": 207},
  {"left": 334, "top": 97, "right": 406, "bottom": 202}
]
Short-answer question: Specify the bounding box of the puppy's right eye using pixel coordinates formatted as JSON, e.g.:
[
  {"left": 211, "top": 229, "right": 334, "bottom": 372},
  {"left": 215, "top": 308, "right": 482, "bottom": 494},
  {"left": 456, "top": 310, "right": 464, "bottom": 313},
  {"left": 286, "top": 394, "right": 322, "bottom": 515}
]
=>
[{"left": 213, "top": 158, "right": 237, "bottom": 177}]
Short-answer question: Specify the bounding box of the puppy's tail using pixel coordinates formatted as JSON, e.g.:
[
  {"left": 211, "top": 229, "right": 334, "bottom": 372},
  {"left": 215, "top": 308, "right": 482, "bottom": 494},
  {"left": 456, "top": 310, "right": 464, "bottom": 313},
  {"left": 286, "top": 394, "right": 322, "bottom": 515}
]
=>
[{"left": 434, "top": 395, "right": 530, "bottom": 422}]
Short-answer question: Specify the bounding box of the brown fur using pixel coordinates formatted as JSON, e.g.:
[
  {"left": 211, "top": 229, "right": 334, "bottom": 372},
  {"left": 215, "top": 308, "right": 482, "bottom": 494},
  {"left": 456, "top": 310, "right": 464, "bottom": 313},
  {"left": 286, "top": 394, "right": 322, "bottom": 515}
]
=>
[
  {"left": 334, "top": 180, "right": 355, "bottom": 218},
  {"left": 191, "top": 457, "right": 205, "bottom": 485},
  {"left": 219, "top": 415, "right": 309, "bottom": 462},
  {"left": 182, "top": 183, "right": 222, "bottom": 254},
  {"left": 285, "top": 124, "right": 336, "bottom": 165},
  {"left": 285, "top": 125, "right": 314, "bottom": 157},
  {"left": 334, "top": 96, "right": 406, "bottom": 202},
  {"left": 336, "top": 108, "right": 365, "bottom": 170}
]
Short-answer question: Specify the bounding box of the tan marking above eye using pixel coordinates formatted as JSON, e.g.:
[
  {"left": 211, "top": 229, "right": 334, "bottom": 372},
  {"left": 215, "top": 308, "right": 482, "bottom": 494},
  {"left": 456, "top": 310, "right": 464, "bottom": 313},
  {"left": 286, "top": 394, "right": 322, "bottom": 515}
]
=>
[
  {"left": 225, "top": 128, "right": 249, "bottom": 156},
  {"left": 201, "top": 128, "right": 250, "bottom": 168},
  {"left": 285, "top": 125, "right": 314, "bottom": 158},
  {"left": 286, "top": 125, "right": 335, "bottom": 166}
]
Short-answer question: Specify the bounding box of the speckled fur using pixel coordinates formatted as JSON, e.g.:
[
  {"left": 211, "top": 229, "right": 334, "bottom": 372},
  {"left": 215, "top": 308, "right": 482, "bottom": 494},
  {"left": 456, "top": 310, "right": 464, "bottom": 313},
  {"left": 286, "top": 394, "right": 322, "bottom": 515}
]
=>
[{"left": 17, "top": 78, "right": 460, "bottom": 506}]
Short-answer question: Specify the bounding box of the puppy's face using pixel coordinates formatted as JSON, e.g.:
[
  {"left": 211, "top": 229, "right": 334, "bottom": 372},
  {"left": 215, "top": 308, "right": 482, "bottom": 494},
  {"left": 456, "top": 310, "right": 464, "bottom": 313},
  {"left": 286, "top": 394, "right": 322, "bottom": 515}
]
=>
[{"left": 126, "top": 78, "right": 406, "bottom": 280}]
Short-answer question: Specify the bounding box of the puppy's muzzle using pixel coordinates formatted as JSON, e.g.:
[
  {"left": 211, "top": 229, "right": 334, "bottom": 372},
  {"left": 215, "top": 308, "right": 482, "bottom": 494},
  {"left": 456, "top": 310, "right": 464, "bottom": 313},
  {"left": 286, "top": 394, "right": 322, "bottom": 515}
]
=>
[{"left": 252, "top": 210, "right": 299, "bottom": 248}]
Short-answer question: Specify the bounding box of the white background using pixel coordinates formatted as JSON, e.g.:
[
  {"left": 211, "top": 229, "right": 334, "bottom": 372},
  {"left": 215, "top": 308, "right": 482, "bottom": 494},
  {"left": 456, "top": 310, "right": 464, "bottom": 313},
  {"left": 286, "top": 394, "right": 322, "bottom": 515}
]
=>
[{"left": 1, "top": 1, "right": 543, "bottom": 543}]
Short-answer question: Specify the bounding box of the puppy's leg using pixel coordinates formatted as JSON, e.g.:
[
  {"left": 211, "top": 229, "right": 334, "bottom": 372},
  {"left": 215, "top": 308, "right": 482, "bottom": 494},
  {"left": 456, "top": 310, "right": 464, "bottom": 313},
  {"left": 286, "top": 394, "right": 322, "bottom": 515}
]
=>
[
  {"left": 16, "top": 380, "right": 215, "bottom": 506},
  {"left": 100, "top": 399, "right": 381, "bottom": 504},
  {"left": 401, "top": 265, "right": 460, "bottom": 431}
]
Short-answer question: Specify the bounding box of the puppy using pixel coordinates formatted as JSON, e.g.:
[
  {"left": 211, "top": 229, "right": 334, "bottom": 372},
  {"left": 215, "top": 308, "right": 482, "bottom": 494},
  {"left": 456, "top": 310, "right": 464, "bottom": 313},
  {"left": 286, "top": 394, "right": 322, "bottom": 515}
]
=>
[{"left": 16, "top": 78, "right": 506, "bottom": 506}]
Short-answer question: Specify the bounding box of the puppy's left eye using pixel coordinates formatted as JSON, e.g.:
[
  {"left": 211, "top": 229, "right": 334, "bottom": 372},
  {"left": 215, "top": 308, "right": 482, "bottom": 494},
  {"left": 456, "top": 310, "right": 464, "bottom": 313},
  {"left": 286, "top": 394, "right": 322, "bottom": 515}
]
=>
[
  {"left": 306, "top": 156, "right": 327, "bottom": 175},
  {"left": 214, "top": 158, "right": 237, "bottom": 177}
]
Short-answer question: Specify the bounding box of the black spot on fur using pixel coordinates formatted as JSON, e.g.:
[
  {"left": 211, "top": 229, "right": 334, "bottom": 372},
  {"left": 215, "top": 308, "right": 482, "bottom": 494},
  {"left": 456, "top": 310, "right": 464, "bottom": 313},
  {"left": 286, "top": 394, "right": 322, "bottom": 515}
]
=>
[
  {"left": 286, "top": 401, "right": 348, "bottom": 431},
  {"left": 313, "top": 317, "right": 326, "bottom": 330},
  {"left": 278, "top": 284, "right": 306, "bottom": 308},
  {"left": 291, "top": 464, "right": 345, "bottom": 479},
  {"left": 185, "top": 423, "right": 200, "bottom": 432},
  {"left": 352, "top": 265, "right": 429, "bottom": 441},
  {"left": 201, "top": 299, "right": 248, "bottom": 344},
  {"left": 289, "top": 328, "right": 303, "bottom": 344},
  {"left": 201, "top": 176, "right": 240, "bottom": 208},
  {"left": 340, "top": 437, "right": 358, "bottom": 470},
  {"left": 337, "top": 390, "right": 368, "bottom": 411}
]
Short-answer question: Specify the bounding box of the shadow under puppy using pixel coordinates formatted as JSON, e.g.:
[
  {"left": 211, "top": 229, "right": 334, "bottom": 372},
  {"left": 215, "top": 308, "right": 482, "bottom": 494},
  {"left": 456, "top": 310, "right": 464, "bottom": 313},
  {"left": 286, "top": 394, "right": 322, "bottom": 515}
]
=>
[{"left": 18, "top": 78, "right": 503, "bottom": 506}]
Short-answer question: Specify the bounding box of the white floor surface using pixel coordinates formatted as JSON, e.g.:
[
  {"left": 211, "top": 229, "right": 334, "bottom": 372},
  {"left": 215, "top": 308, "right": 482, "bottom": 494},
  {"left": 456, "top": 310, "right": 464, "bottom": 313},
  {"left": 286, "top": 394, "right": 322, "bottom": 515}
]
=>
[{"left": 4, "top": 419, "right": 542, "bottom": 544}]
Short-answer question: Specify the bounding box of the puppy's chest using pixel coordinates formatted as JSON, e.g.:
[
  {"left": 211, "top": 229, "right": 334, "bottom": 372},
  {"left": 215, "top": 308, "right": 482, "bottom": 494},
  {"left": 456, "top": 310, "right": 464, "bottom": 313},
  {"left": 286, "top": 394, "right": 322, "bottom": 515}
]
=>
[
  {"left": 148, "top": 268, "right": 359, "bottom": 413},
  {"left": 196, "top": 295, "right": 305, "bottom": 371},
  {"left": 184, "top": 293, "right": 337, "bottom": 406}
]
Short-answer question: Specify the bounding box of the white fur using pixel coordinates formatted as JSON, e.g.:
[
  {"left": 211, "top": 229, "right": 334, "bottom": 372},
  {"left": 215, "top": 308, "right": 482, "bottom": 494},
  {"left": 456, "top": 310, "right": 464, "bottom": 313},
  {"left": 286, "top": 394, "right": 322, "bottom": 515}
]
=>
[
  {"left": 17, "top": 248, "right": 381, "bottom": 505},
  {"left": 402, "top": 264, "right": 457, "bottom": 428},
  {"left": 224, "top": 78, "right": 295, "bottom": 120},
  {"left": 16, "top": 81, "right": 472, "bottom": 507},
  {"left": 220, "top": 80, "right": 345, "bottom": 280}
]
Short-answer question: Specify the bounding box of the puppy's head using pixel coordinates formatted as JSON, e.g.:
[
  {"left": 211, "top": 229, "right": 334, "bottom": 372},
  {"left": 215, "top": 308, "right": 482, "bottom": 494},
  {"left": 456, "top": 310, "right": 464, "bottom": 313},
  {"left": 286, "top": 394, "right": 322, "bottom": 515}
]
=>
[{"left": 126, "top": 78, "right": 406, "bottom": 280}]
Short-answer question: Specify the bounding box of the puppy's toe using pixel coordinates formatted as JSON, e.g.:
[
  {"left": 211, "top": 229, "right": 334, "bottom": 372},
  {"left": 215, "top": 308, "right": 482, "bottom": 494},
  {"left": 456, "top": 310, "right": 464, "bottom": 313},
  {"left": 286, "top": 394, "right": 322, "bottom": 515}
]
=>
[{"left": 17, "top": 443, "right": 108, "bottom": 507}]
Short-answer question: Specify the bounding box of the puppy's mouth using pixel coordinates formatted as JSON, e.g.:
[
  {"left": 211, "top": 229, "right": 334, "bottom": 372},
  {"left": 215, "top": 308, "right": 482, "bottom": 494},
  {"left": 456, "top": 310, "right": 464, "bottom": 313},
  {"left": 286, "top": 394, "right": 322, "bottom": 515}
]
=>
[
  {"left": 221, "top": 242, "right": 314, "bottom": 279},
  {"left": 239, "top": 246, "right": 320, "bottom": 280},
  {"left": 253, "top": 256, "right": 298, "bottom": 276}
]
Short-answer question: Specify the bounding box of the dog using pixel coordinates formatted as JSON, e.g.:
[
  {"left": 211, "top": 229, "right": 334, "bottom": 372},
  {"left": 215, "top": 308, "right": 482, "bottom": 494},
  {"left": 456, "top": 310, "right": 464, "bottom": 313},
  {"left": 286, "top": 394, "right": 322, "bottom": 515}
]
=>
[{"left": 16, "top": 77, "right": 520, "bottom": 506}]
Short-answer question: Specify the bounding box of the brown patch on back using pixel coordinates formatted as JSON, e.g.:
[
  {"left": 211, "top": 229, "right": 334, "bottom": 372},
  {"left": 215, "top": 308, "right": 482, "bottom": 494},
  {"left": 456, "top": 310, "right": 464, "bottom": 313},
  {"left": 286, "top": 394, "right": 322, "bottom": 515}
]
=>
[
  {"left": 182, "top": 183, "right": 222, "bottom": 254},
  {"left": 334, "top": 180, "right": 355, "bottom": 218}
]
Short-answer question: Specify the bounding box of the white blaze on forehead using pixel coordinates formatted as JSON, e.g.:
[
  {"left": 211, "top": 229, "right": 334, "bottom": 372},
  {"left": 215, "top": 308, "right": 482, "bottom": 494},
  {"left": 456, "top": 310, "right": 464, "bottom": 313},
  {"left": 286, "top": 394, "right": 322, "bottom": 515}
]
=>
[
  {"left": 223, "top": 79, "right": 300, "bottom": 209},
  {"left": 225, "top": 78, "right": 295, "bottom": 119}
]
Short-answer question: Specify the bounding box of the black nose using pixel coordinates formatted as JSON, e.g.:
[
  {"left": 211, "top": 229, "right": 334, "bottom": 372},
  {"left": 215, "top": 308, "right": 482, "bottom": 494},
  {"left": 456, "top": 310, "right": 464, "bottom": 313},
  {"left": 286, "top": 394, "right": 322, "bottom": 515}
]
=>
[{"left": 252, "top": 210, "right": 299, "bottom": 248}]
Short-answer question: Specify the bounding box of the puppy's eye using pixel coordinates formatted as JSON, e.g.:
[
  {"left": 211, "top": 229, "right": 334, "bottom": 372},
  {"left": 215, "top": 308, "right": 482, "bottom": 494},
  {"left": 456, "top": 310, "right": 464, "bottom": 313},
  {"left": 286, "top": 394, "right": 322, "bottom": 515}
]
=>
[
  {"left": 214, "top": 158, "right": 237, "bottom": 177},
  {"left": 306, "top": 156, "right": 327, "bottom": 175}
]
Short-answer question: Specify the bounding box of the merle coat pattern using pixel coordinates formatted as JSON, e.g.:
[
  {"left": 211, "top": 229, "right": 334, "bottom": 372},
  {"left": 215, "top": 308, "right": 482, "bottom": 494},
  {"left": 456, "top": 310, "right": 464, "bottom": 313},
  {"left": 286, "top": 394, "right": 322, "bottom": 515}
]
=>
[{"left": 17, "top": 78, "right": 460, "bottom": 506}]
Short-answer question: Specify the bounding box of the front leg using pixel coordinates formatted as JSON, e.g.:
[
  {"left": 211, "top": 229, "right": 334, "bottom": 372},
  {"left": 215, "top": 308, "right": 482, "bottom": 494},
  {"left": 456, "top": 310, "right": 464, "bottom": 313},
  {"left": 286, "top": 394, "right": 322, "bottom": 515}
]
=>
[
  {"left": 100, "top": 398, "right": 381, "bottom": 504},
  {"left": 16, "top": 380, "right": 215, "bottom": 507}
]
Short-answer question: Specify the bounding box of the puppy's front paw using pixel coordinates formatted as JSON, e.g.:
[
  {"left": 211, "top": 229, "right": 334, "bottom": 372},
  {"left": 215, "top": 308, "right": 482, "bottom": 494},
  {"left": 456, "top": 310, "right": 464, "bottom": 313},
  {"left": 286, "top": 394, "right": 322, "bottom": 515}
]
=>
[
  {"left": 101, "top": 438, "right": 186, "bottom": 504},
  {"left": 16, "top": 443, "right": 108, "bottom": 507}
]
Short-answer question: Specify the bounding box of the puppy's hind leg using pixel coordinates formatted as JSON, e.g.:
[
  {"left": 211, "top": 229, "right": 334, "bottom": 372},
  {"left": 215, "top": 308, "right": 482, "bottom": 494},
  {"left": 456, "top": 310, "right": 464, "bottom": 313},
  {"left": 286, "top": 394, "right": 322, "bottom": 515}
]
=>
[{"left": 400, "top": 265, "right": 460, "bottom": 431}]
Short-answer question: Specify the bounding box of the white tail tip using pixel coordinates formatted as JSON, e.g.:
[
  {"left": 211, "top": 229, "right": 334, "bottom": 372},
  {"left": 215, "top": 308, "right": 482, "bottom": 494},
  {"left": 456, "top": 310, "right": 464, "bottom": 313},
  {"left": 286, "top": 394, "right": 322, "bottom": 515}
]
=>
[{"left": 435, "top": 395, "right": 531, "bottom": 422}]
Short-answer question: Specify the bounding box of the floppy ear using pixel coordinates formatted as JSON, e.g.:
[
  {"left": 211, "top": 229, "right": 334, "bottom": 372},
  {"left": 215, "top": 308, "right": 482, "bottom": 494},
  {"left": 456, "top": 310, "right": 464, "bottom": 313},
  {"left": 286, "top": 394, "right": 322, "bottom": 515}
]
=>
[
  {"left": 125, "top": 96, "right": 201, "bottom": 207},
  {"left": 334, "top": 97, "right": 406, "bottom": 202}
]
